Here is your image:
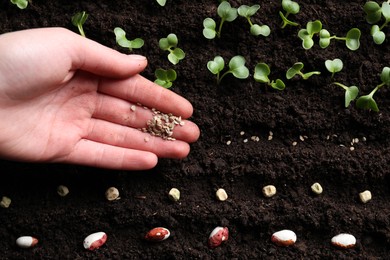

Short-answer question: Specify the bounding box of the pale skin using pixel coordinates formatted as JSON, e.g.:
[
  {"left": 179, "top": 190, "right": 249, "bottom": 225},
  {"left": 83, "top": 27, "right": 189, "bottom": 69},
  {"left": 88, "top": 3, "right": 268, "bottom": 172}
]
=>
[{"left": 0, "top": 27, "right": 200, "bottom": 170}]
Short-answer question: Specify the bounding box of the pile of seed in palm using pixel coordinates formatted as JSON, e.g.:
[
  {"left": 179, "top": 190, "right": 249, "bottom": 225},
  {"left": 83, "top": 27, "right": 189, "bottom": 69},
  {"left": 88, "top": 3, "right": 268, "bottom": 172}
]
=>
[{"left": 140, "top": 107, "right": 185, "bottom": 140}]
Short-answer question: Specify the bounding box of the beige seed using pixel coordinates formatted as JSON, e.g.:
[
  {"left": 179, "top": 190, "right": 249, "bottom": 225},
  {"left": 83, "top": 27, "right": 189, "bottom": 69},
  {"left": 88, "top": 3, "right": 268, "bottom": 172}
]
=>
[
  {"left": 268, "top": 135, "right": 273, "bottom": 141},
  {"left": 168, "top": 188, "right": 180, "bottom": 202},
  {"left": 0, "top": 196, "right": 11, "bottom": 208},
  {"left": 359, "top": 190, "right": 372, "bottom": 203},
  {"left": 350, "top": 146, "right": 355, "bottom": 151},
  {"left": 105, "top": 187, "right": 120, "bottom": 201},
  {"left": 130, "top": 105, "right": 136, "bottom": 112},
  {"left": 144, "top": 136, "right": 150, "bottom": 142},
  {"left": 216, "top": 188, "right": 228, "bottom": 201},
  {"left": 292, "top": 141, "right": 297, "bottom": 146},
  {"left": 240, "top": 131, "right": 245, "bottom": 136},
  {"left": 311, "top": 182, "right": 323, "bottom": 195},
  {"left": 57, "top": 185, "right": 69, "bottom": 197},
  {"left": 299, "top": 135, "right": 305, "bottom": 141},
  {"left": 226, "top": 140, "right": 231, "bottom": 145},
  {"left": 262, "top": 185, "right": 276, "bottom": 198}
]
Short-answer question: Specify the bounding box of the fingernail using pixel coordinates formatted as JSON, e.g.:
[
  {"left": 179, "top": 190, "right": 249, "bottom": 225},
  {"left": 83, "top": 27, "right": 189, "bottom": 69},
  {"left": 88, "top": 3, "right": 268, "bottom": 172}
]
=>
[{"left": 129, "top": 54, "right": 147, "bottom": 60}]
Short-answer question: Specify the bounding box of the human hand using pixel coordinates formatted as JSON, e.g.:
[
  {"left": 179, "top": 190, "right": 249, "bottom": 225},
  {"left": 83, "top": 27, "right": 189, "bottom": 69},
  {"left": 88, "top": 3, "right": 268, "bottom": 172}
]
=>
[{"left": 0, "top": 27, "right": 200, "bottom": 170}]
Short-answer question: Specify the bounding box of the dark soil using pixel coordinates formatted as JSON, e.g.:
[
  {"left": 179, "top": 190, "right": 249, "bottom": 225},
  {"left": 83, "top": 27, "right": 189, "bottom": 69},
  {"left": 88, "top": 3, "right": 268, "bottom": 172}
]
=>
[{"left": 1, "top": 0, "right": 390, "bottom": 259}]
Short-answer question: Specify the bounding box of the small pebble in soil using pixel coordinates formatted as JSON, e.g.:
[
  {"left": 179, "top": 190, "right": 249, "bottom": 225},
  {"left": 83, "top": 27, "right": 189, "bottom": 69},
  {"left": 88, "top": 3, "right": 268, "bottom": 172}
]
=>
[
  {"left": 145, "top": 227, "right": 170, "bottom": 242},
  {"left": 168, "top": 188, "right": 180, "bottom": 202},
  {"left": 331, "top": 233, "right": 356, "bottom": 249},
  {"left": 262, "top": 185, "right": 276, "bottom": 198},
  {"left": 216, "top": 188, "right": 228, "bottom": 201},
  {"left": 57, "top": 185, "right": 69, "bottom": 197},
  {"left": 105, "top": 187, "right": 120, "bottom": 201},
  {"left": 16, "top": 236, "right": 38, "bottom": 249},
  {"left": 0, "top": 196, "right": 11, "bottom": 208},
  {"left": 208, "top": 226, "right": 229, "bottom": 248},
  {"left": 271, "top": 229, "right": 297, "bottom": 246},
  {"left": 311, "top": 182, "right": 323, "bottom": 195},
  {"left": 83, "top": 232, "right": 107, "bottom": 250},
  {"left": 359, "top": 190, "right": 372, "bottom": 203}
]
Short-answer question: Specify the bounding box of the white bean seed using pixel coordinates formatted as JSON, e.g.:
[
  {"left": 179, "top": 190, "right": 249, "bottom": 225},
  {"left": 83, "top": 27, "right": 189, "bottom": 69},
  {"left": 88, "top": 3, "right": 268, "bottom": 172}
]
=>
[
  {"left": 105, "top": 187, "right": 120, "bottom": 201},
  {"left": 168, "top": 188, "right": 180, "bottom": 202},
  {"left": 16, "top": 236, "right": 38, "bottom": 249},
  {"left": 57, "top": 185, "right": 69, "bottom": 197},
  {"left": 359, "top": 190, "right": 372, "bottom": 203},
  {"left": 216, "top": 188, "right": 228, "bottom": 201},
  {"left": 0, "top": 196, "right": 11, "bottom": 208},
  {"left": 262, "top": 185, "right": 276, "bottom": 198},
  {"left": 311, "top": 182, "right": 323, "bottom": 195}
]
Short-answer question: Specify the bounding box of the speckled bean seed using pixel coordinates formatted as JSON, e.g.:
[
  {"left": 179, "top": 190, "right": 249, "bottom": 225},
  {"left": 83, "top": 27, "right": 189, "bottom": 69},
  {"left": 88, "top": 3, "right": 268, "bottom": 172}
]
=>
[
  {"left": 83, "top": 232, "right": 107, "bottom": 250},
  {"left": 145, "top": 227, "right": 170, "bottom": 242},
  {"left": 208, "top": 226, "right": 229, "bottom": 248}
]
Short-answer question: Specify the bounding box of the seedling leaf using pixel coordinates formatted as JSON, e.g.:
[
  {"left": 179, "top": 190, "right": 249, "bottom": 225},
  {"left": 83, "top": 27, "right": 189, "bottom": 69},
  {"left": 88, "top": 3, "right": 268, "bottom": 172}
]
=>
[
  {"left": 364, "top": 1, "right": 382, "bottom": 24},
  {"left": 380, "top": 66, "right": 390, "bottom": 85},
  {"left": 154, "top": 68, "right": 177, "bottom": 88},
  {"left": 319, "top": 29, "right": 331, "bottom": 48},
  {"left": 286, "top": 62, "right": 304, "bottom": 79},
  {"left": 282, "top": 0, "right": 300, "bottom": 14},
  {"left": 332, "top": 82, "right": 359, "bottom": 107},
  {"left": 271, "top": 79, "right": 286, "bottom": 90},
  {"left": 218, "top": 1, "right": 238, "bottom": 22},
  {"left": 10, "top": 0, "right": 28, "bottom": 9},
  {"left": 203, "top": 18, "right": 217, "bottom": 39},
  {"left": 325, "top": 58, "right": 343, "bottom": 78},
  {"left": 71, "top": 11, "right": 88, "bottom": 37},
  {"left": 156, "top": 0, "right": 166, "bottom": 6},
  {"left": 229, "top": 56, "right": 249, "bottom": 79},
  {"left": 114, "top": 27, "right": 144, "bottom": 51},
  {"left": 371, "top": 25, "right": 386, "bottom": 44},
  {"left": 345, "top": 28, "right": 361, "bottom": 50},
  {"left": 356, "top": 94, "right": 379, "bottom": 112},
  {"left": 237, "top": 5, "right": 260, "bottom": 18},
  {"left": 250, "top": 24, "right": 271, "bottom": 36},
  {"left": 254, "top": 63, "right": 271, "bottom": 83},
  {"left": 207, "top": 56, "right": 225, "bottom": 74},
  {"left": 381, "top": 2, "right": 390, "bottom": 20}
]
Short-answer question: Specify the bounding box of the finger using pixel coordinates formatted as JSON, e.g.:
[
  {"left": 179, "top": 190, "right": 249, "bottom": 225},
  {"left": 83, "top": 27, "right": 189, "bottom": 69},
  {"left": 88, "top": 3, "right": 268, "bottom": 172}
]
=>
[
  {"left": 61, "top": 139, "right": 158, "bottom": 170},
  {"left": 66, "top": 28, "right": 148, "bottom": 78},
  {"left": 93, "top": 93, "right": 200, "bottom": 143},
  {"left": 98, "top": 75, "right": 194, "bottom": 119},
  {"left": 85, "top": 118, "right": 191, "bottom": 158}
]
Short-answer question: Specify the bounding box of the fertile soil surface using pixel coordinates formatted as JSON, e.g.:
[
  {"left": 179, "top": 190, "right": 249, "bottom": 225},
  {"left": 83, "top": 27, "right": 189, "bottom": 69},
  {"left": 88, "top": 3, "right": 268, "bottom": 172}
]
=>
[{"left": 1, "top": 0, "right": 390, "bottom": 258}]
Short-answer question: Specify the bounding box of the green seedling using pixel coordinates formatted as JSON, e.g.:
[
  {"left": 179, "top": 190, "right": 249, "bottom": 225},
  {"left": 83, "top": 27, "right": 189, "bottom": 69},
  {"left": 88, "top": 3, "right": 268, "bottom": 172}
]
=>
[
  {"left": 114, "top": 27, "right": 144, "bottom": 51},
  {"left": 331, "top": 82, "right": 359, "bottom": 108},
  {"left": 154, "top": 68, "right": 177, "bottom": 88},
  {"left": 71, "top": 11, "right": 88, "bottom": 37},
  {"left": 298, "top": 20, "right": 322, "bottom": 49},
  {"left": 10, "top": 0, "right": 29, "bottom": 9},
  {"left": 237, "top": 5, "right": 271, "bottom": 36},
  {"left": 254, "top": 63, "right": 285, "bottom": 90},
  {"left": 203, "top": 1, "right": 238, "bottom": 39},
  {"left": 325, "top": 58, "right": 343, "bottom": 79},
  {"left": 364, "top": 1, "right": 390, "bottom": 44},
  {"left": 286, "top": 62, "right": 321, "bottom": 80},
  {"left": 159, "top": 33, "right": 185, "bottom": 65},
  {"left": 207, "top": 55, "right": 249, "bottom": 84},
  {"left": 356, "top": 66, "right": 390, "bottom": 111},
  {"left": 279, "top": 0, "right": 300, "bottom": 28},
  {"left": 319, "top": 28, "right": 361, "bottom": 51},
  {"left": 156, "top": 0, "right": 166, "bottom": 6}
]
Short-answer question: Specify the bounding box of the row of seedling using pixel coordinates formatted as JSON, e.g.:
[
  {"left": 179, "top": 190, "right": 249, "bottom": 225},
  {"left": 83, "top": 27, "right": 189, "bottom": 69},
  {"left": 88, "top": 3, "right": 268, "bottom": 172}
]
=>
[{"left": 207, "top": 54, "right": 390, "bottom": 111}]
